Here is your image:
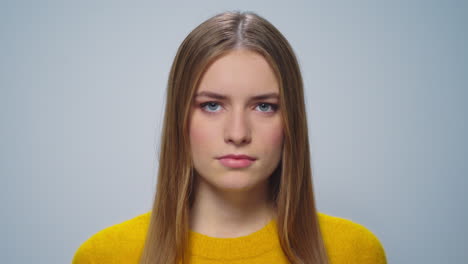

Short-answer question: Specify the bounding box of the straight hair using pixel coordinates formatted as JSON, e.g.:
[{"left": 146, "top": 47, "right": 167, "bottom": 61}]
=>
[{"left": 139, "top": 10, "right": 329, "bottom": 264}]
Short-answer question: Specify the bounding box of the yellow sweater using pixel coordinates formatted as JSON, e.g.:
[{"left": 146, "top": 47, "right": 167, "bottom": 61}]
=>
[{"left": 72, "top": 212, "right": 387, "bottom": 263}]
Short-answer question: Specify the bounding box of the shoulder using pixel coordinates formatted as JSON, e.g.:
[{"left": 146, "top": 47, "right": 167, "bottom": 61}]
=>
[
  {"left": 317, "top": 212, "right": 387, "bottom": 264},
  {"left": 72, "top": 212, "right": 151, "bottom": 264}
]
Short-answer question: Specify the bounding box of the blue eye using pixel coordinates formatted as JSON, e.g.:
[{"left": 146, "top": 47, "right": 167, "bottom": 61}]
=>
[
  {"left": 256, "top": 103, "right": 278, "bottom": 112},
  {"left": 200, "top": 102, "right": 222, "bottom": 113}
]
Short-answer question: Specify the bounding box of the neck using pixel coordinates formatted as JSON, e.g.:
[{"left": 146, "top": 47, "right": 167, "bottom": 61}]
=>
[{"left": 189, "top": 175, "right": 276, "bottom": 238}]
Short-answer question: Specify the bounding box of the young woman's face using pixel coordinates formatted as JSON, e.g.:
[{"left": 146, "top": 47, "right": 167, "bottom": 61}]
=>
[{"left": 189, "top": 49, "right": 284, "bottom": 192}]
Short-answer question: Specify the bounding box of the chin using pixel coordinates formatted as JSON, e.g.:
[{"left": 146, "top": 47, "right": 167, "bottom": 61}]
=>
[{"left": 215, "top": 174, "right": 263, "bottom": 191}]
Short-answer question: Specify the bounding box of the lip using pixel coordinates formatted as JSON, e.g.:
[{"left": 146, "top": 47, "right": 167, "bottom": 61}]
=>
[
  {"left": 216, "top": 154, "right": 257, "bottom": 169},
  {"left": 217, "top": 154, "right": 256, "bottom": 160}
]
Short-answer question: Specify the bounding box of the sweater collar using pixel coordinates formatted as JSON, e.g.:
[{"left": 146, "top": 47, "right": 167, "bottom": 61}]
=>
[{"left": 188, "top": 218, "right": 281, "bottom": 260}]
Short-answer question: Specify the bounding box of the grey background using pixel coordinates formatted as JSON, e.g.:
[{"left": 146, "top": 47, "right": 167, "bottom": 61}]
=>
[{"left": 1, "top": 0, "right": 466, "bottom": 263}]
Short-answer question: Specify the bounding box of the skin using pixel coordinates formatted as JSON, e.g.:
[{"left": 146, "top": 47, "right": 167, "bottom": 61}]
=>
[{"left": 188, "top": 49, "right": 284, "bottom": 238}]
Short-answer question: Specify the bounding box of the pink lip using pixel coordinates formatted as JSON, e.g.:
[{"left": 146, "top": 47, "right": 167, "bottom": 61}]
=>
[
  {"left": 217, "top": 154, "right": 256, "bottom": 160},
  {"left": 216, "top": 154, "right": 256, "bottom": 168},
  {"left": 218, "top": 158, "right": 255, "bottom": 168}
]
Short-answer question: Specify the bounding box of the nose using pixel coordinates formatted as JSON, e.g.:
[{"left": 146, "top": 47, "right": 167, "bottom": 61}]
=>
[{"left": 224, "top": 108, "right": 251, "bottom": 145}]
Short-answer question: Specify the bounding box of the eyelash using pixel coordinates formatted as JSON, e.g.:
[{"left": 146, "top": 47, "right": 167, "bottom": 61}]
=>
[{"left": 199, "top": 101, "right": 279, "bottom": 114}]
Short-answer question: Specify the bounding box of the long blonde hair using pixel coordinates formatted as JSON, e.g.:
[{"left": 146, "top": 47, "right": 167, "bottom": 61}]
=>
[{"left": 139, "top": 11, "right": 329, "bottom": 264}]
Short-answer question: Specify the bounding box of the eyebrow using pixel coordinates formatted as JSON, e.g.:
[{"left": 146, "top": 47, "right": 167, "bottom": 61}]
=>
[{"left": 195, "top": 91, "right": 279, "bottom": 101}]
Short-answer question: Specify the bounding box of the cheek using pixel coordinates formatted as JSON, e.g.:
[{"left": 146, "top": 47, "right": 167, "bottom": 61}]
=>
[
  {"left": 189, "top": 114, "right": 215, "bottom": 152},
  {"left": 273, "top": 129, "right": 284, "bottom": 147},
  {"left": 255, "top": 119, "right": 284, "bottom": 163},
  {"left": 265, "top": 120, "right": 284, "bottom": 148}
]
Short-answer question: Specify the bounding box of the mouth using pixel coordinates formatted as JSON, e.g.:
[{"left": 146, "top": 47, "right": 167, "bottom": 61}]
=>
[
  {"left": 216, "top": 153, "right": 257, "bottom": 169},
  {"left": 216, "top": 154, "right": 257, "bottom": 161},
  {"left": 217, "top": 157, "right": 255, "bottom": 169}
]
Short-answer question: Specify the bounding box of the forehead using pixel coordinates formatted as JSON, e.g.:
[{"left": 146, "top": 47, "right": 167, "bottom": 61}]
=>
[{"left": 196, "top": 49, "right": 279, "bottom": 97}]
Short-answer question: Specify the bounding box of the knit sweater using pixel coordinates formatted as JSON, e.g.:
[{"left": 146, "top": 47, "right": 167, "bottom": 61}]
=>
[{"left": 72, "top": 211, "right": 387, "bottom": 263}]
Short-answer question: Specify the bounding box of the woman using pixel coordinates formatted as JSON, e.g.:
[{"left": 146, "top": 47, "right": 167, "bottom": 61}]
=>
[{"left": 73, "top": 11, "right": 387, "bottom": 264}]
